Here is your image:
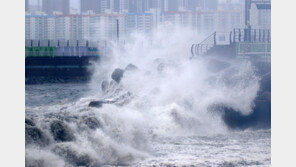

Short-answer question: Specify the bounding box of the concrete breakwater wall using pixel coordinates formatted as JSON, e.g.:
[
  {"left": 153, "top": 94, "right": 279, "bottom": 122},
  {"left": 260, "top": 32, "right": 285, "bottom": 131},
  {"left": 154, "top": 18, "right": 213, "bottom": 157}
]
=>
[{"left": 25, "top": 56, "right": 100, "bottom": 84}]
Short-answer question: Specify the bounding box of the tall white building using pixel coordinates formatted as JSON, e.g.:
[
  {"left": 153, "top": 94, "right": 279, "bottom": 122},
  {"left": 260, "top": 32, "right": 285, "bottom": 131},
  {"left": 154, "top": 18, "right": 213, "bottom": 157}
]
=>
[
  {"left": 216, "top": 10, "right": 244, "bottom": 31},
  {"left": 162, "top": 11, "right": 218, "bottom": 34},
  {"left": 249, "top": 3, "right": 271, "bottom": 29},
  {"left": 25, "top": 14, "right": 56, "bottom": 40},
  {"left": 125, "top": 13, "right": 153, "bottom": 35}
]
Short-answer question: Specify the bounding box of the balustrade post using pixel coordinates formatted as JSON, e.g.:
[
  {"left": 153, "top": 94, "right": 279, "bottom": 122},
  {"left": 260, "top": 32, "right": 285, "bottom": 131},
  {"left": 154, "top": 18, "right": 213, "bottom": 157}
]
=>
[
  {"left": 233, "top": 29, "right": 236, "bottom": 42},
  {"left": 230, "top": 31, "right": 232, "bottom": 44},
  {"left": 239, "top": 29, "right": 242, "bottom": 42},
  {"left": 267, "top": 30, "right": 270, "bottom": 43},
  {"left": 263, "top": 30, "right": 265, "bottom": 42},
  {"left": 214, "top": 32, "right": 216, "bottom": 45},
  {"left": 254, "top": 29, "right": 256, "bottom": 42}
]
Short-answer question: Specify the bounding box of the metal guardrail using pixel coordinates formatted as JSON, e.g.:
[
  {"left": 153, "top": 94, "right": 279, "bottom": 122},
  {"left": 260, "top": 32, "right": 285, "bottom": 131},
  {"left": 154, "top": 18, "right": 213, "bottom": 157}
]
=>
[
  {"left": 25, "top": 40, "right": 99, "bottom": 48},
  {"left": 191, "top": 28, "right": 271, "bottom": 57},
  {"left": 236, "top": 42, "right": 271, "bottom": 57},
  {"left": 191, "top": 31, "right": 232, "bottom": 57},
  {"left": 25, "top": 46, "right": 99, "bottom": 57},
  {"left": 233, "top": 28, "right": 271, "bottom": 43},
  {"left": 191, "top": 32, "right": 215, "bottom": 57}
]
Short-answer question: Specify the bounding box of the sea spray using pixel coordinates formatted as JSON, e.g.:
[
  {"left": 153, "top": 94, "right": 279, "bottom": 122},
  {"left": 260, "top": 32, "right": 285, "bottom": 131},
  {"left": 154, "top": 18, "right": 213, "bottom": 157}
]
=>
[{"left": 26, "top": 25, "right": 261, "bottom": 167}]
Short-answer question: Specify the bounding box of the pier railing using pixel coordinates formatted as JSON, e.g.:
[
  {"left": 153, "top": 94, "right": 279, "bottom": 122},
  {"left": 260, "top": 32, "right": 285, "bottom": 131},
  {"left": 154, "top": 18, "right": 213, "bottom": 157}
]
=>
[
  {"left": 233, "top": 28, "right": 271, "bottom": 43},
  {"left": 25, "top": 40, "right": 103, "bottom": 57},
  {"left": 25, "top": 39, "right": 99, "bottom": 47},
  {"left": 191, "top": 28, "right": 271, "bottom": 57},
  {"left": 191, "top": 31, "right": 232, "bottom": 57}
]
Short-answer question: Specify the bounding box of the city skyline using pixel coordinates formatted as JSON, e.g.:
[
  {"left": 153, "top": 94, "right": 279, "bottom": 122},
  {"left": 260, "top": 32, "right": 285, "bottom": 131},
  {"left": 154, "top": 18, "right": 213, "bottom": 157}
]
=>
[{"left": 27, "top": 0, "right": 244, "bottom": 13}]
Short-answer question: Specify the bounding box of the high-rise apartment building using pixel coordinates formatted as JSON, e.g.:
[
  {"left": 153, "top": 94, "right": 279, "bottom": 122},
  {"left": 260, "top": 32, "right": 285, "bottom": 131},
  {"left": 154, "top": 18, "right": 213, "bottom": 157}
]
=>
[
  {"left": 42, "top": 0, "right": 70, "bottom": 14},
  {"left": 81, "top": 0, "right": 101, "bottom": 13},
  {"left": 26, "top": 0, "right": 29, "bottom": 11},
  {"left": 199, "top": 0, "right": 218, "bottom": 10},
  {"left": 25, "top": 15, "right": 56, "bottom": 40},
  {"left": 164, "top": 0, "right": 178, "bottom": 12}
]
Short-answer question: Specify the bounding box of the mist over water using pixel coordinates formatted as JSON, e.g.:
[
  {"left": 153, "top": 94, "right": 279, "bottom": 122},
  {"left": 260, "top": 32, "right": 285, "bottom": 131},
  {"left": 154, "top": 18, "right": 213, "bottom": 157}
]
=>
[{"left": 25, "top": 25, "right": 270, "bottom": 167}]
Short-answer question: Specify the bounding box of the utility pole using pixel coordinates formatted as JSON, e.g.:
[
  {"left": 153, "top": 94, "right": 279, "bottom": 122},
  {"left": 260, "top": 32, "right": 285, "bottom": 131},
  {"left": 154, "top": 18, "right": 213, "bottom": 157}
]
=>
[{"left": 245, "top": 0, "right": 252, "bottom": 27}]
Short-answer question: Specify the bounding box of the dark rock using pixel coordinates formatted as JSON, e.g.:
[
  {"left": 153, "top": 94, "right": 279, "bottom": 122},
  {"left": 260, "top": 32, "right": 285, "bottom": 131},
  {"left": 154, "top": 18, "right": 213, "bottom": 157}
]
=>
[
  {"left": 50, "top": 120, "right": 75, "bottom": 142},
  {"left": 101, "top": 80, "right": 109, "bottom": 92},
  {"left": 25, "top": 124, "right": 49, "bottom": 146},
  {"left": 88, "top": 101, "right": 104, "bottom": 108},
  {"left": 53, "top": 144, "right": 92, "bottom": 167},
  {"left": 84, "top": 117, "right": 102, "bottom": 130},
  {"left": 25, "top": 158, "right": 45, "bottom": 167},
  {"left": 111, "top": 68, "right": 124, "bottom": 83},
  {"left": 125, "top": 64, "right": 138, "bottom": 71},
  {"left": 88, "top": 100, "right": 116, "bottom": 108},
  {"left": 25, "top": 118, "right": 35, "bottom": 126},
  {"left": 220, "top": 99, "right": 270, "bottom": 129}
]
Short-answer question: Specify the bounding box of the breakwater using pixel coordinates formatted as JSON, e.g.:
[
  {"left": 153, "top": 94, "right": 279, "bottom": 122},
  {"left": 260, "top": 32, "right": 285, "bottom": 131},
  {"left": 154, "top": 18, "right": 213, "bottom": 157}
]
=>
[{"left": 25, "top": 56, "right": 100, "bottom": 84}]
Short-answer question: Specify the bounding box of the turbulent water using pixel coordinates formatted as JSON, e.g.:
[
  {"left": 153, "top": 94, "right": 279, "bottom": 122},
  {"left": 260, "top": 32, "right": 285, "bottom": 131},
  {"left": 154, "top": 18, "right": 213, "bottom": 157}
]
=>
[{"left": 25, "top": 26, "right": 270, "bottom": 167}]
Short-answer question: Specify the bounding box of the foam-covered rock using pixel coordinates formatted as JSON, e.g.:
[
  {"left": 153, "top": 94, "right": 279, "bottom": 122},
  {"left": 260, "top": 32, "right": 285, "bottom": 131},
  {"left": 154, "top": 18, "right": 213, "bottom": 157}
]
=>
[
  {"left": 53, "top": 144, "right": 93, "bottom": 166},
  {"left": 50, "top": 120, "right": 75, "bottom": 142},
  {"left": 111, "top": 68, "right": 124, "bottom": 83},
  {"left": 25, "top": 118, "right": 35, "bottom": 126},
  {"left": 88, "top": 101, "right": 105, "bottom": 108},
  {"left": 25, "top": 124, "right": 49, "bottom": 146},
  {"left": 101, "top": 80, "right": 109, "bottom": 92},
  {"left": 125, "top": 64, "right": 138, "bottom": 71},
  {"left": 83, "top": 117, "right": 102, "bottom": 130}
]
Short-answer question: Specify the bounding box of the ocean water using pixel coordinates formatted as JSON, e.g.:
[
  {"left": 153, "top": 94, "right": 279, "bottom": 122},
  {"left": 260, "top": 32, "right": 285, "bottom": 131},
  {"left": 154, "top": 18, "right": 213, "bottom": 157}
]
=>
[
  {"left": 25, "top": 82, "right": 270, "bottom": 167},
  {"left": 25, "top": 25, "right": 270, "bottom": 167}
]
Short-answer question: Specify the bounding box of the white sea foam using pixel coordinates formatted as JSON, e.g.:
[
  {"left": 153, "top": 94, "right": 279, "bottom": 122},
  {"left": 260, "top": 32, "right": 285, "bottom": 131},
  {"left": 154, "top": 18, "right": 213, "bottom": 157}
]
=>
[{"left": 25, "top": 25, "right": 262, "bottom": 167}]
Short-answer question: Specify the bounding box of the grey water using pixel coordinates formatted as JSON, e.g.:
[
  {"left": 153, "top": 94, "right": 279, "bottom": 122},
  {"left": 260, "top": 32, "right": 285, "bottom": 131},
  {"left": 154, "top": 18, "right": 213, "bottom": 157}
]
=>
[{"left": 25, "top": 83, "right": 270, "bottom": 167}]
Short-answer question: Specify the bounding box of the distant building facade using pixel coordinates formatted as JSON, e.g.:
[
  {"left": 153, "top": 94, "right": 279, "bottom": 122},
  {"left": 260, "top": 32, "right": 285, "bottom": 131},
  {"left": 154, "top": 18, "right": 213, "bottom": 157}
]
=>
[
  {"left": 26, "top": 0, "right": 29, "bottom": 11},
  {"left": 249, "top": 3, "right": 271, "bottom": 29},
  {"left": 125, "top": 13, "right": 153, "bottom": 35},
  {"left": 25, "top": 15, "right": 56, "bottom": 40},
  {"left": 42, "top": 0, "right": 70, "bottom": 15}
]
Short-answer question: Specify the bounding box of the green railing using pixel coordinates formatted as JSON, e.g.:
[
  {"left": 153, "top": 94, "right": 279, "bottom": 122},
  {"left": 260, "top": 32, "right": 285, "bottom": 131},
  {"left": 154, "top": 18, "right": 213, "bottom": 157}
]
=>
[
  {"left": 25, "top": 46, "right": 99, "bottom": 57},
  {"left": 25, "top": 47, "right": 57, "bottom": 57},
  {"left": 236, "top": 42, "right": 271, "bottom": 57}
]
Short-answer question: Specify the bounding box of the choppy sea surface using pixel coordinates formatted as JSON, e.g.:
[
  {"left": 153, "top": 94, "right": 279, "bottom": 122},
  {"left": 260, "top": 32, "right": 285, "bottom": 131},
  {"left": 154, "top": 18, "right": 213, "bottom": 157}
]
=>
[{"left": 25, "top": 83, "right": 270, "bottom": 167}]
